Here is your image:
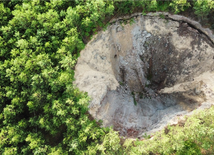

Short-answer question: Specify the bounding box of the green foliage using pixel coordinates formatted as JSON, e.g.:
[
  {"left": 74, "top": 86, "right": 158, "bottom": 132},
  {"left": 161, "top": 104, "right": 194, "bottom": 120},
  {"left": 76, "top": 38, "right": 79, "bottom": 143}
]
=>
[
  {"left": 0, "top": 0, "right": 114, "bottom": 154},
  {"left": 119, "top": 81, "right": 124, "bottom": 86},
  {"left": 156, "top": 1, "right": 171, "bottom": 12},
  {"left": 0, "top": 3, "right": 11, "bottom": 26},
  {"left": 159, "top": 13, "right": 166, "bottom": 19},
  {"left": 125, "top": 106, "right": 214, "bottom": 154},
  {"left": 142, "top": 133, "right": 151, "bottom": 139},
  {"left": 131, "top": 92, "right": 137, "bottom": 106},
  {"left": 114, "top": 0, "right": 159, "bottom": 15},
  {"left": 193, "top": 0, "right": 214, "bottom": 19},
  {"left": 176, "top": 140, "right": 202, "bottom": 155},
  {"left": 170, "top": 0, "right": 191, "bottom": 13},
  {"left": 96, "top": 128, "right": 122, "bottom": 155},
  {"left": 129, "top": 18, "right": 135, "bottom": 25},
  {"left": 1, "top": 0, "right": 214, "bottom": 154}
]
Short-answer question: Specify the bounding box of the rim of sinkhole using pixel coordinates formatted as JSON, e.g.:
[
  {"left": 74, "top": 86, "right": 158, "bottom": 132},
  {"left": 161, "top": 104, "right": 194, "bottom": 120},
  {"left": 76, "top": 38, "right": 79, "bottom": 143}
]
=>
[{"left": 74, "top": 12, "right": 214, "bottom": 138}]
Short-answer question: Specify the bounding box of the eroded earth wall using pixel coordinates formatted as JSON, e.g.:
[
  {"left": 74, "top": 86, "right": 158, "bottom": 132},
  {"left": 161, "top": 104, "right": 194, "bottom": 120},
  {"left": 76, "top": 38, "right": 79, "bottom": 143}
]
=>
[{"left": 74, "top": 13, "right": 214, "bottom": 137}]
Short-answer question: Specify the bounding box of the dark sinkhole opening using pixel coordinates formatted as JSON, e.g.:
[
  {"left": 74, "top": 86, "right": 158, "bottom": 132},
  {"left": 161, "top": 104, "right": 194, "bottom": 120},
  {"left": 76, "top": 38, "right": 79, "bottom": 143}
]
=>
[
  {"left": 106, "top": 32, "right": 208, "bottom": 137},
  {"left": 75, "top": 15, "right": 214, "bottom": 138}
]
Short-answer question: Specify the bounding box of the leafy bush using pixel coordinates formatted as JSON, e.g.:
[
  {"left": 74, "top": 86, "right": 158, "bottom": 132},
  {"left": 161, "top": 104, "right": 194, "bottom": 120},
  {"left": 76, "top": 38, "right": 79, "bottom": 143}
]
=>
[
  {"left": 1, "top": 0, "right": 214, "bottom": 154},
  {"left": 125, "top": 106, "right": 214, "bottom": 154},
  {"left": 169, "top": 0, "right": 191, "bottom": 13},
  {"left": 193, "top": 0, "right": 214, "bottom": 19},
  {"left": 0, "top": 1, "right": 114, "bottom": 154}
]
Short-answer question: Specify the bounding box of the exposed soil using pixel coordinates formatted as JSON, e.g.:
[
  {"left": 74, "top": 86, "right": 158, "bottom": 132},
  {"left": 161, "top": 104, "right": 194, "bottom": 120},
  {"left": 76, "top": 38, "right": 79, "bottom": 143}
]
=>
[{"left": 74, "top": 13, "right": 214, "bottom": 138}]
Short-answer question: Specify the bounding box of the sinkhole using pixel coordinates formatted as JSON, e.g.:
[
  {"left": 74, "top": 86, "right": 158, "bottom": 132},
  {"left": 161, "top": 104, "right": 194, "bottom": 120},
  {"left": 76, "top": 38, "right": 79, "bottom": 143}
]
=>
[{"left": 74, "top": 13, "right": 214, "bottom": 138}]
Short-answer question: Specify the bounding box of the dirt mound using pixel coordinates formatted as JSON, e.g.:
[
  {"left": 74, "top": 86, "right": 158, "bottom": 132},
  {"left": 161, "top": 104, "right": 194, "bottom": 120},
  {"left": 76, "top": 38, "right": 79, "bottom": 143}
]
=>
[{"left": 74, "top": 13, "right": 214, "bottom": 138}]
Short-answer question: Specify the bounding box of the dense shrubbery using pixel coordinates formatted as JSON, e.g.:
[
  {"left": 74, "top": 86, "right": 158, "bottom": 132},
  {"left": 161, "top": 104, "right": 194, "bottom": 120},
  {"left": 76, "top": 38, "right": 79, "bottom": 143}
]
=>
[
  {"left": 193, "top": 0, "right": 214, "bottom": 18},
  {"left": 0, "top": 1, "right": 114, "bottom": 154},
  {"left": 0, "top": 0, "right": 214, "bottom": 154}
]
